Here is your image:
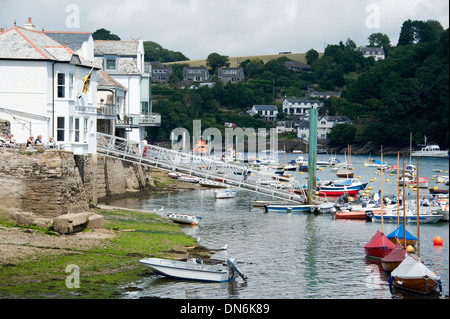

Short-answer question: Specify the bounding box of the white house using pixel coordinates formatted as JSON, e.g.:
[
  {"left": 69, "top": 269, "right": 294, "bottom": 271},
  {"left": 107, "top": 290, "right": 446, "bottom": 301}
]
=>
[
  {"left": 94, "top": 40, "right": 160, "bottom": 142},
  {"left": 297, "top": 115, "right": 353, "bottom": 141},
  {"left": 0, "top": 19, "right": 99, "bottom": 155},
  {"left": 360, "top": 47, "right": 385, "bottom": 61},
  {"left": 248, "top": 105, "right": 278, "bottom": 122},
  {"left": 282, "top": 98, "right": 324, "bottom": 118},
  {"left": 317, "top": 115, "right": 353, "bottom": 141}
]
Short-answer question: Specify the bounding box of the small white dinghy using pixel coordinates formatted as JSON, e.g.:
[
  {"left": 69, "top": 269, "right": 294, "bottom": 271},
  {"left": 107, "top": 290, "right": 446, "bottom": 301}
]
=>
[
  {"left": 167, "top": 213, "right": 202, "bottom": 225},
  {"left": 215, "top": 189, "right": 236, "bottom": 199},
  {"left": 139, "top": 257, "right": 247, "bottom": 282}
]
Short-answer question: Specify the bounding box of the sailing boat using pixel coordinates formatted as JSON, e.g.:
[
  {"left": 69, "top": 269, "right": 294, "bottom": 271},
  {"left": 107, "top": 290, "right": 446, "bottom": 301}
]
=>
[
  {"left": 386, "top": 223, "right": 417, "bottom": 247},
  {"left": 364, "top": 146, "right": 395, "bottom": 259},
  {"left": 386, "top": 154, "right": 417, "bottom": 247},
  {"left": 381, "top": 245, "right": 407, "bottom": 272},
  {"left": 336, "top": 145, "right": 354, "bottom": 178},
  {"left": 389, "top": 157, "right": 442, "bottom": 295}
]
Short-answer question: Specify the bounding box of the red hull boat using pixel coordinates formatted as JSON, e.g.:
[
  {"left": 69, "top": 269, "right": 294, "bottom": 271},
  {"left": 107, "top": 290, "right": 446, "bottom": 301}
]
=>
[
  {"left": 364, "top": 230, "right": 396, "bottom": 259},
  {"left": 319, "top": 189, "right": 359, "bottom": 197}
]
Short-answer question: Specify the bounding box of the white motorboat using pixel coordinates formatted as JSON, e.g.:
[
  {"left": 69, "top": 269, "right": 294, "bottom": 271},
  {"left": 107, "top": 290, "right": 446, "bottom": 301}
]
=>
[
  {"left": 215, "top": 189, "right": 236, "bottom": 199},
  {"left": 411, "top": 136, "right": 448, "bottom": 158},
  {"left": 139, "top": 257, "right": 247, "bottom": 282},
  {"left": 199, "top": 179, "right": 228, "bottom": 188},
  {"left": 371, "top": 206, "right": 443, "bottom": 224},
  {"left": 167, "top": 213, "right": 202, "bottom": 225},
  {"left": 178, "top": 175, "right": 201, "bottom": 183},
  {"left": 310, "top": 202, "right": 336, "bottom": 214}
]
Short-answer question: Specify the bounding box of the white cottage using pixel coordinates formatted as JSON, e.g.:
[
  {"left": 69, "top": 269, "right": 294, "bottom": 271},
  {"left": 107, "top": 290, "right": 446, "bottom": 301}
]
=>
[
  {"left": 282, "top": 98, "right": 324, "bottom": 117},
  {"left": 0, "top": 19, "right": 99, "bottom": 155},
  {"left": 94, "top": 40, "right": 159, "bottom": 142}
]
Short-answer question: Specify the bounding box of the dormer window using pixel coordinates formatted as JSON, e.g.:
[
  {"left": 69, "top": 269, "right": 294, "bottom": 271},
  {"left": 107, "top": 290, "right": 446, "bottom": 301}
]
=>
[{"left": 104, "top": 55, "right": 117, "bottom": 72}]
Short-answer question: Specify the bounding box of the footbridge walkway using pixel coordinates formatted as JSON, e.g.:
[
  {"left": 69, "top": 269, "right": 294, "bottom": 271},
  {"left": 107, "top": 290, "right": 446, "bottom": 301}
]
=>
[{"left": 96, "top": 133, "right": 308, "bottom": 203}]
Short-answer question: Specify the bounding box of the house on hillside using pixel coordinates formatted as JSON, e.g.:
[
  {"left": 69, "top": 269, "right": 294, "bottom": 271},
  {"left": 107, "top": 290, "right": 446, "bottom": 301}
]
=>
[
  {"left": 94, "top": 40, "right": 160, "bottom": 141},
  {"left": 285, "top": 61, "right": 312, "bottom": 72},
  {"left": 317, "top": 115, "right": 353, "bottom": 141},
  {"left": 218, "top": 67, "right": 245, "bottom": 84},
  {"left": 360, "top": 47, "right": 385, "bottom": 61},
  {"left": 296, "top": 115, "right": 352, "bottom": 141},
  {"left": 282, "top": 97, "right": 324, "bottom": 118},
  {"left": 0, "top": 18, "right": 99, "bottom": 155},
  {"left": 248, "top": 105, "right": 278, "bottom": 122},
  {"left": 183, "top": 66, "right": 209, "bottom": 83},
  {"left": 306, "top": 88, "right": 341, "bottom": 99},
  {"left": 151, "top": 65, "right": 173, "bottom": 83}
]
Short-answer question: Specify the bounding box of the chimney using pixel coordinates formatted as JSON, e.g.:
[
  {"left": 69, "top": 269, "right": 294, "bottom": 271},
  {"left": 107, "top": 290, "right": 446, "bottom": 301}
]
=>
[
  {"left": 0, "top": 28, "right": 4, "bottom": 34},
  {"left": 24, "top": 17, "right": 36, "bottom": 30}
]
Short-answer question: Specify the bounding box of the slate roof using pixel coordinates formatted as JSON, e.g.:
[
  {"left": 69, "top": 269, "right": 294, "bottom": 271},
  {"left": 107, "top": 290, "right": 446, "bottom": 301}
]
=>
[
  {"left": 44, "top": 32, "right": 91, "bottom": 52},
  {"left": 97, "top": 70, "right": 128, "bottom": 90},
  {"left": 284, "top": 98, "right": 322, "bottom": 104},
  {"left": 253, "top": 105, "right": 278, "bottom": 111},
  {"left": 0, "top": 26, "right": 95, "bottom": 68},
  {"left": 94, "top": 40, "right": 141, "bottom": 74},
  {"left": 94, "top": 40, "right": 140, "bottom": 56}
]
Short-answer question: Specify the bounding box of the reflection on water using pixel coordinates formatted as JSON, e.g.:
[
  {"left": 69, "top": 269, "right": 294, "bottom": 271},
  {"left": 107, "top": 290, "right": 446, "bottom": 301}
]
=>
[{"left": 111, "top": 155, "right": 448, "bottom": 299}]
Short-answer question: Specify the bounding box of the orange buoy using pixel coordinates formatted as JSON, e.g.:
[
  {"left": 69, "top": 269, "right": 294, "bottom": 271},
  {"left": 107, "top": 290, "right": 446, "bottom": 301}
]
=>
[{"left": 433, "top": 236, "right": 444, "bottom": 246}]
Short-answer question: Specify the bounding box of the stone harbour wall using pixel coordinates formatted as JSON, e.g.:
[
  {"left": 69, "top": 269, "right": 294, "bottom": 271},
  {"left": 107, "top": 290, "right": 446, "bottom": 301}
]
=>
[
  {"left": 0, "top": 149, "right": 155, "bottom": 226},
  {"left": 0, "top": 149, "right": 89, "bottom": 219}
]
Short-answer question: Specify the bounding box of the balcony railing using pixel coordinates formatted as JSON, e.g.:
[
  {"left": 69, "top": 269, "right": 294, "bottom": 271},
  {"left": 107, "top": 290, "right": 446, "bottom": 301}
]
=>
[
  {"left": 141, "top": 113, "right": 161, "bottom": 125},
  {"left": 115, "top": 113, "right": 162, "bottom": 128},
  {"left": 97, "top": 104, "right": 116, "bottom": 117}
]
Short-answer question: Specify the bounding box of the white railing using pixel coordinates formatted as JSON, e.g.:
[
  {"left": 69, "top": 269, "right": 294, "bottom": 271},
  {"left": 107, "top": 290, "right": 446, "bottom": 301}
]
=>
[{"left": 96, "top": 133, "right": 307, "bottom": 203}]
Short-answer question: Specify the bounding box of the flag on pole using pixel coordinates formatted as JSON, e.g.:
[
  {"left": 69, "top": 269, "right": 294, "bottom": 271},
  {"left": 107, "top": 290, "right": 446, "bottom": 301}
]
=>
[{"left": 82, "top": 68, "right": 93, "bottom": 94}]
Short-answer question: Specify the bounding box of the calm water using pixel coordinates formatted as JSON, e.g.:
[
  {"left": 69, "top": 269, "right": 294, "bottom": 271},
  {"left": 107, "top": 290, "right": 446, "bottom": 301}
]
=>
[{"left": 110, "top": 154, "right": 449, "bottom": 299}]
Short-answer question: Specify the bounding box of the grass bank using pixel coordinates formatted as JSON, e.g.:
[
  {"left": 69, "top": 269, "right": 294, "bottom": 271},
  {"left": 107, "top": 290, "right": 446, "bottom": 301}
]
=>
[{"left": 0, "top": 208, "right": 209, "bottom": 299}]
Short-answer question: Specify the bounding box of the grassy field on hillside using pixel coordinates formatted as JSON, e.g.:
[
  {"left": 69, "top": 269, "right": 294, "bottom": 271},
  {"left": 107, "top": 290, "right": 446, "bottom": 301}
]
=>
[{"left": 164, "top": 52, "right": 312, "bottom": 67}]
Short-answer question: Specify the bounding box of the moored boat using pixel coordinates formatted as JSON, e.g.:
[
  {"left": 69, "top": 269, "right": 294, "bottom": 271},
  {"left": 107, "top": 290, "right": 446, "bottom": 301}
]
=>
[
  {"left": 199, "top": 179, "right": 228, "bottom": 188},
  {"left": 336, "top": 168, "right": 354, "bottom": 178},
  {"left": 139, "top": 257, "right": 247, "bottom": 282},
  {"left": 386, "top": 223, "right": 417, "bottom": 247},
  {"left": 319, "top": 188, "right": 359, "bottom": 197},
  {"left": 411, "top": 136, "right": 448, "bottom": 158},
  {"left": 167, "top": 213, "right": 202, "bottom": 225},
  {"left": 264, "top": 203, "right": 314, "bottom": 214},
  {"left": 215, "top": 189, "right": 236, "bottom": 199},
  {"left": 381, "top": 245, "right": 407, "bottom": 272},
  {"left": 389, "top": 254, "right": 442, "bottom": 294},
  {"left": 364, "top": 157, "right": 387, "bottom": 168},
  {"left": 178, "top": 175, "right": 201, "bottom": 183},
  {"left": 364, "top": 230, "right": 396, "bottom": 259}
]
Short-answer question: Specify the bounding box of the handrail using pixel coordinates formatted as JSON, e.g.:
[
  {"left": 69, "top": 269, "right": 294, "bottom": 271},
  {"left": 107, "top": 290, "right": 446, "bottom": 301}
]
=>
[{"left": 96, "top": 133, "right": 307, "bottom": 203}]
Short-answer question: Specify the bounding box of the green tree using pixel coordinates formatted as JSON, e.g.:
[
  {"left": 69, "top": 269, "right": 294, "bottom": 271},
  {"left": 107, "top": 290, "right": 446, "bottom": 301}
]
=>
[
  {"left": 206, "top": 53, "right": 230, "bottom": 75},
  {"left": 305, "top": 49, "right": 319, "bottom": 65},
  {"left": 92, "top": 28, "right": 121, "bottom": 40},
  {"left": 367, "top": 32, "right": 392, "bottom": 54}
]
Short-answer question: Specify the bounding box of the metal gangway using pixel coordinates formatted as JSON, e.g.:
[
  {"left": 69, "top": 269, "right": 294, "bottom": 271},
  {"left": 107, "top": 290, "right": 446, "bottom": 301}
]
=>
[{"left": 96, "top": 133, "right": 308, "bottom": 203}]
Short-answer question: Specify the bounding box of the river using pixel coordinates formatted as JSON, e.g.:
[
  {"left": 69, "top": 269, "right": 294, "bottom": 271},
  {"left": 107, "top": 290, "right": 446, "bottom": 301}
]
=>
[{"left": 108, "top": 153, "right": 449, "bottom": 299}]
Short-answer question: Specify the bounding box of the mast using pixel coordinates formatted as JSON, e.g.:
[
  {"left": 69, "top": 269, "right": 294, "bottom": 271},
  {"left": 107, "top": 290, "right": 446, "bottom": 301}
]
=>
[
  {"left": 381, "top": 145, "right": 384, "bottom": 233},
  {"left": 416, "top": 156, "right": 420, "bottom": 258},
  {"left": 402, "top": 154, "right": 406, "bottom": 247},
  {"left": 397, "top": 152, "right": 400, "bottom": 227}
]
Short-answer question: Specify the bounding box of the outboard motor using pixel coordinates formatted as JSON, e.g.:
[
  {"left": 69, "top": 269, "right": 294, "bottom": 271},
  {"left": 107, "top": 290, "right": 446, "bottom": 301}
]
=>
[
  {"left": 227, "top": 257, "right": 247, "bottom": 281},
  {"left": 365, "top": 210, "right": 374, "bottom": 222}
]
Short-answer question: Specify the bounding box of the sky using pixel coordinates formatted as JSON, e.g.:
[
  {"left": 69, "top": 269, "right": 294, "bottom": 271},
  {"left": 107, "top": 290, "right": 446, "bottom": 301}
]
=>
[{"left": 0, "top": 0, "right": 448, "bottom": 60}]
